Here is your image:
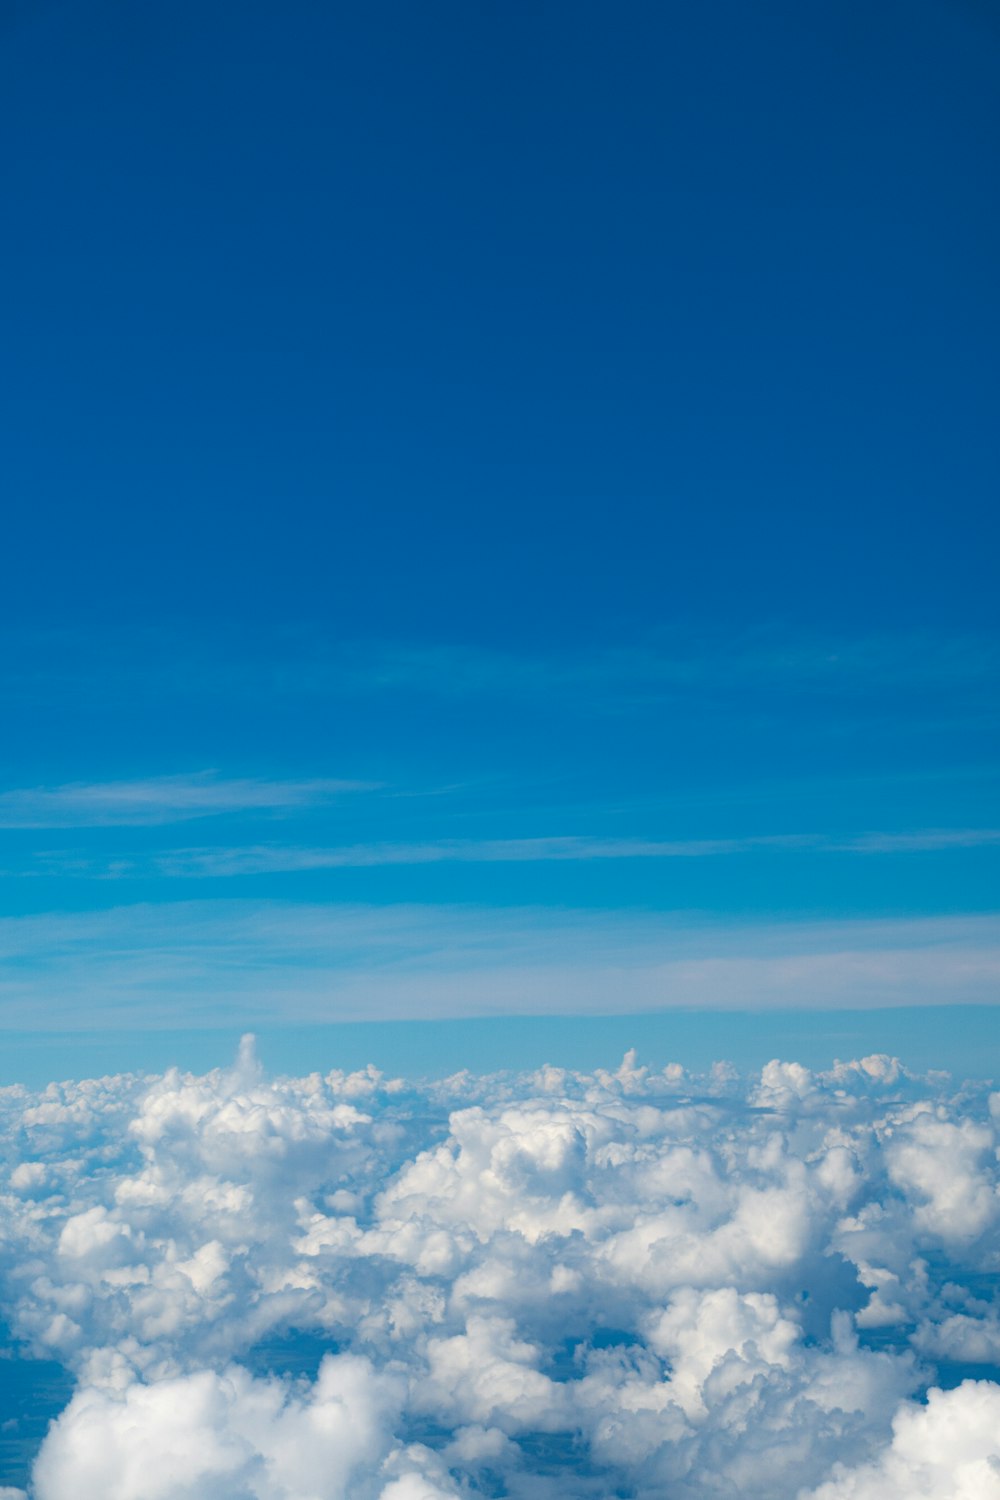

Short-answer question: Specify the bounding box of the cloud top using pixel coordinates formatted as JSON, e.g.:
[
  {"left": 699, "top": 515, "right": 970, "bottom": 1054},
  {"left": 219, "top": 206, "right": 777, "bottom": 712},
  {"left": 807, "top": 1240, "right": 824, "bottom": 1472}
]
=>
[{"left": 0, "top": 1042, "right": 997, "bottom": 1496}]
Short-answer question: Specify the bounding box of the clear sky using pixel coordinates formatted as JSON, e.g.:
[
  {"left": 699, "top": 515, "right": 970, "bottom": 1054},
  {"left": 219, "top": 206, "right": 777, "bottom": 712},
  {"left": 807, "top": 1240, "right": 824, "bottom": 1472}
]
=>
[{"left": 1, "top": 0, "right": 998, "bottom": 1074}]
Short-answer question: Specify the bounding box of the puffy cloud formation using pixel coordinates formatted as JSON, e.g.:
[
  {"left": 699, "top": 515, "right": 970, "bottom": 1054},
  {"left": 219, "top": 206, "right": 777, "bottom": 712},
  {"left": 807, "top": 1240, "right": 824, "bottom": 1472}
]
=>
[
  {"left": 34, "top": 1355, "right": 397, "bottom": 1500},
  {"left": 0, "top": 1042, "right": 998, "bottom": 1498},
  {"left": 805, "top": 1381, "right": 1000, "bottom": 1499}
]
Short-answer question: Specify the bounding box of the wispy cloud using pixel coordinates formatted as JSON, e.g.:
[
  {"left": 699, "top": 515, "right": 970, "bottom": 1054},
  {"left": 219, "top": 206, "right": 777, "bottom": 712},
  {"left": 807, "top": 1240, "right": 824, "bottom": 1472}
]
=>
[
  {"left": 5, "top": 624, "right": 1000, "bottom": 710},
  {"left": 148, "top": 834, "right": 813, "bottom": 877},
  {"left": 329, "top": 631, "right": 1000, "bottom": 702},
  {"left": 832, "top": 828, "right": 1000, "bottom": 853},
  {"left": 32, "top": 827, "right": 1000, "bottom": 879},
  {"left": 0, "top": 772, "right": 379, "bottom": 828},
  {"left": 0, "top": 903, "right": 995, "bottom": 1028}
]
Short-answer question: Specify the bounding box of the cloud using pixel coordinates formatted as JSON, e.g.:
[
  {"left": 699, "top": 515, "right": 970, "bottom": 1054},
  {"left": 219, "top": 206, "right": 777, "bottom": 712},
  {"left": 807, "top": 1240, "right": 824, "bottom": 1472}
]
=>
[
  {"left": 133, "top": 833, "right": 817, "bottom": 877},
  {"left": 0, "top": 902, "right": 997, "bottom": 1029},
  {"left": 33, "top": 1355, "right": 414, "bottom": 1500},
  {"left": 46, "top": 826, "right": 993, "bottom": 879},
  {"left": 0, "top": 773, "right": 379, "bottom": 828},
  {"left": 803, "top": 1381, "right": 1000, "bottom": 1499},
  {"left": 0, "top": 1043, "right": 997, "bottom": 1497},
  {"left": 7, "top": 625, "right": 999, "bottom": 708},
  {"left": 832, "top": 828, "right": 1000, "bottom": 853}
]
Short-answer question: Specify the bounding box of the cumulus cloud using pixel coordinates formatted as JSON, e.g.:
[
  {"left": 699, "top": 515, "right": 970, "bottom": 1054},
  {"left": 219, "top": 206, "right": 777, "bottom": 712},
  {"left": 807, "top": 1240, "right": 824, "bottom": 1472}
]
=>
[
  {"left": 33, "top": 1355, "right": 412, "bottom": 1500},
  {"left": 804, "top": 1381, "right": 1000, "bottom": 1499},
  {"left": 0, "top": 1042, "right": 997, "bottom": 1498}
]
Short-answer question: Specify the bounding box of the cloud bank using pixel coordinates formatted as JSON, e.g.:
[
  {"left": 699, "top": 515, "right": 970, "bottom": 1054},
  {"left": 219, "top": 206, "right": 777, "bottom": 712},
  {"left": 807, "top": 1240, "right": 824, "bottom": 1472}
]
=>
[{"left": 0, "top": 1042, "right": 998, "bottom": 1496}]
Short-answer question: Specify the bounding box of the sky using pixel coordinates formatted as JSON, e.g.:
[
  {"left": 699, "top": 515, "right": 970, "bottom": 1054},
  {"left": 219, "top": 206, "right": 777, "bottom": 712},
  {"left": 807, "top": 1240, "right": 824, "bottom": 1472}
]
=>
[
  {"left": 4, "top": 8, "right": 1000, "bottom": 1498},
  {"left": 1, "top": 0, "right": 999, "bottom": 1076}
]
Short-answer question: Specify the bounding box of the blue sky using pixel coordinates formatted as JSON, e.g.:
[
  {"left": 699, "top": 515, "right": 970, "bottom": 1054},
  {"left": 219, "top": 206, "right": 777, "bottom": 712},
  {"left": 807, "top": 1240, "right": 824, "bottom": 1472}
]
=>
[{"left": 1, "top": 0, "right": 998, "bottom": 1075}]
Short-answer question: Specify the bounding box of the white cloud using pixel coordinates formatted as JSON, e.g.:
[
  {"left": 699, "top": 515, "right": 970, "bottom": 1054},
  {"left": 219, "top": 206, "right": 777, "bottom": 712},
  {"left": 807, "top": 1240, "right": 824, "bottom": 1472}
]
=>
[
  {"left": 0, "top": 1044, "right": 996, "bottom": 1499},
  {"left": 29, "top": 826, "right": 1000, "bottom": 881},
  {"left": 0, "top": 772, "right": 377, "bottom": 828},
  {"left": 0, "top": 903, "right": 998, "bottom": 1028},
  {"left": 804, "top": 1381, "right": 1000, "bottom": 1499},
  {"left": 885, "top": 1111, "right": 999, "bottom": 1244},
  {"left": 33, "top": 1355, "right": 408, "bottom": 1500}
]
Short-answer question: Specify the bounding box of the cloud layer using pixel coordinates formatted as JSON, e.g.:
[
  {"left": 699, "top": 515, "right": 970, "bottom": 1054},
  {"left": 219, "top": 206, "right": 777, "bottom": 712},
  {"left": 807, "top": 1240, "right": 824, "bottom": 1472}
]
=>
[
  {"left": 1, "top": 904, "right": 998, "bottom": 1029},
  {"left": 0, "top": 1043, "right": 998, "bottom": 1496}
]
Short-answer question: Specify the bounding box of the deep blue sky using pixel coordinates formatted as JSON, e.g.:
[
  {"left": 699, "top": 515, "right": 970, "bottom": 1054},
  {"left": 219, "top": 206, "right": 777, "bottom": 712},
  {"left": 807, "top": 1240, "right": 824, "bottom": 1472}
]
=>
[
  {"left": 1, "top": 0, "right": 998, "bottom": 1067},
  {"left": 4, "top": 0, "right": 998, "bottom": 637}
]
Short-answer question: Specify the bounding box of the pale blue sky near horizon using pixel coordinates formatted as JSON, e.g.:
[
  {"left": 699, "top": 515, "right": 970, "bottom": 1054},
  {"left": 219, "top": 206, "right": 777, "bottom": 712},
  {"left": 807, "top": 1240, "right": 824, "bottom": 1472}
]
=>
[{"left": 1, "top": 0, "right": 998, "bottom": 1079}]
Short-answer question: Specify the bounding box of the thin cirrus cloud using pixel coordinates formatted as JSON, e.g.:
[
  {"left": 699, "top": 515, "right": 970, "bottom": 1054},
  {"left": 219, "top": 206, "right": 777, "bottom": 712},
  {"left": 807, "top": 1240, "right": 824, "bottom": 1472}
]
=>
[
  {"left": 0, "top": 772, "right": 380, "bottom": 828},
  {"left": 65, "top": 826, "right": 1000, "bottom": 879},
  {"left": 0, "top": 902, "right": 996, "bottom": 1030},
  {"left": 6, "top": 625, "right": 1000, "bottom": 709}
]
